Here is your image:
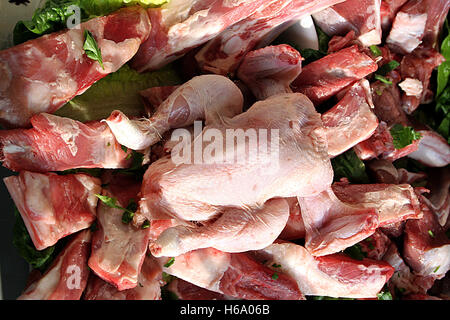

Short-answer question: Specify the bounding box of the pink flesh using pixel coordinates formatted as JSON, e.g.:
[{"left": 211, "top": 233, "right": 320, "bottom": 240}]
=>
[
  {"left": 130, "top": 0, "right": 276, "bottom": 72},
  {"left": 312, "top": 0, "right": 382, "bottom": 46},
  {"left": 18, "top": 230, "right": 91, "bottom": 300},
  {"left": 331, "top": 182, "right": 422, "bottom": 226},
  {"left": 0, "top": 7, "right": 151, "bottom": 128},
  {"left": 84, "top": 256, "right": 162, "bottom": 300},
  {"left": 322, "top": 79, "right": 379, "bottom": 157},
  {"left": 88, "top": 175, "right": 150, "bottom": 291},
  {"left": 195, "top": 0, "right": 346, "bottom": 76},
  {"left": 0, "top": 113, "right": 130, "bottom": 172},
  {"left": 298, "top": 186, "right": 379, "bottom": 256},
  {"left": 236, "top": 44, "right": 302, "bottom": 100},
  {"left": 291, "top": 45, "right": 378, "bottom": 105},
  {"left": 4, "top": 171, "right": 100, "bottom": 250},
  {"left": 258, "top": 241, "right": 394, "bottom": 298}
]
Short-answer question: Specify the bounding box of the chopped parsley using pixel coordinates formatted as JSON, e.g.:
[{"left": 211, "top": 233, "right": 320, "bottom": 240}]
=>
[
  {"left": 272, "top": 272, "right": 279, "bottom": 280},
  {"left": 433, "top": 266, "right": 440, "bottom": 273},
  {"left": 389, "top": 124, "right": 422, "bottom": 149},
  {"left": 377, "top": 291, "right": 393, "bottom": 300},
  {"left": 374, "top": 74, "right": 393, "bottom": 85},
  {"left": 369, "top": 45, "right": 382, "bottom": 57},
  {"left": 83, "top": 30, "right": 104, "bottom": 70},
  {"left": 95, "top": 194, "right": 137, "bottom": 225},
  {"left": 428, "top": 230, "right": 435, "bottom": 238},
  {"left": 343, "top": 243, "right": 367, "bottom": 261},
  {"left": 376, "top": 60, "right": 400, "bottom": 76},
  {"left": 164, "top": 257, "right": 175, "bottom": 268},
  {"left": 141, "top": 220, "right": 150, "bottom": 229},
  {"left": 272, "top": 263, "right": 282, "bottom": 268}
]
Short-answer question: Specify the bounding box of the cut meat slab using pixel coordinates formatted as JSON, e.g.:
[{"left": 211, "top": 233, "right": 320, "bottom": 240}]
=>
[
  {"left": 256, "top": 241, "right": 394, "bottom": 299},
  {"left": 195, "top": 0, "right": 345, "bottom": 76},
  {"left": 312, "top": 0, "right": 382, "bottom": 46},
  {"left": 130, "top": 0, "right": 276, "bottom": 72},
  {"left": 157, "top": 247, "right": 304, "bottom": 300},
  {"left": 322, "top": 79, "right": 378, "bottom": 157},
  {"left": 236, "top": 44, "right": 302, "bottom": 100},
  {"left": 84, "top": 256, "right": 162, "bottom": 300},
  {"left": 88, "top": 175, "right": 150, "bottom": 291},
  {"left": 0, "top": 7, "right": 151, "bottom": 128},
  {"left": 4, "top": 171, "right": 100, "bottom": 250},
  {"left": 298, "top": 186, "right": 379, "bottom": 256},
  {"left": 0, "top": 113, "right": 131, "bottom": 172},
  {"left": 18, "top": 230, "right": 92, "bottom": 300},
  {"left": 291, "top": 45, "right": 378, "bottom": 105},
  {"left": 331, "top": 182, "right": 422, "bottom": 226}
]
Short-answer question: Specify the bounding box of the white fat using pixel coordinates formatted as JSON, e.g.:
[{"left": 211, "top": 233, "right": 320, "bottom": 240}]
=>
[
  {"left": 74, "top": 175, "right": 101, "bottom": 209},
  {"left": 3, "top": 144, "right": 27, "bottom": 154},
  {"left": 387, "top": 12, "right": 427, "bottom": 53},
  {"left": 47, "top": 116, "right": 81, "bottom": 157},
  {"left": 398, "top": 78, "right": 423, "bottom": 97},
  {"left": 358, "top": 29, "right": 382, "bottom": 47},
  {"left": 22, "top": 172, "right": 54, "bottom": 223}
]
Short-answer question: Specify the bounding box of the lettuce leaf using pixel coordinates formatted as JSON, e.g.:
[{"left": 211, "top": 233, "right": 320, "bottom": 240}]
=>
[
  {"left": 13, "top": 0, "right": 167, "bottom": 44},
  {"left": 331, "top": 149, "right": 370, "bottom": 184},
  {"left": 54, "top": 63, "right": 181, "bottom": 122},
  {"left": 12, "top": 208, "right": 61, "bottom": 271}
]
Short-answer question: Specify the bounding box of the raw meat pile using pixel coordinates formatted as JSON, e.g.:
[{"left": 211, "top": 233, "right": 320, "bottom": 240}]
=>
[{"left": 0, "top": 0, "right": 449, "bottom": 300}]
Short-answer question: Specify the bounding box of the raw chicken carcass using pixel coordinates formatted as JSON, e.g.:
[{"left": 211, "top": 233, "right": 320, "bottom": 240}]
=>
[
  {"left": 18, "top": 230, "right": 91, "bottom": 300},
  {"left": 236, "top": 44, "right": 302, "bottom": 100},
  {"left": 141, "top": 92, "right": 332, "bottom": 221},
  {"left": 105, "top": 75, "right": 244, "bottom": 150},
  {"left": 0, "top": 7, "right": 151, "bottom": 128},
  {"left": 4, "top": 171, "right": 100, "bottom": 250},
  {"left": 130, "top": 0, "right": 277, "bottom": 72},
  {"left": 84, "top": 256, "right": 162, "bottom": 300},
  {"left": 0, "top": 113, "right": 131, "bottom": 173},
  {"left": 312, "top": 0, "right": 382, "bottom": 47},
  {"left": 322, "top": 79, "right": 378, "bottom": 157},
  {"left": 291, "top": 45, "right": 378, "bottom": 105},
  {"left": 88, "top": 175, "right": 150, "bottom": 291},
  {"left": 255, "top": 241, "right": 394, "bottom": 299},
  {"left": 157, "top": 247, "right": 304, "bottom": 300},
  {"left": 195, "top": 0, "right": 346, "bottom": 76}
]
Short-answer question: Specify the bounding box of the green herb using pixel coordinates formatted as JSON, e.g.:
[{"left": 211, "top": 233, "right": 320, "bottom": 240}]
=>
[
  {"left": 428, "top": 230, "right": 435, "bottom": 238},
  {"left": 389, "top": 124, "right": 422, "bottom": 149},
  {"left": 343, "top": 243, "right": 367, "bottom": 261},
  {"left": 369, "top": 45, "right": 382, "bottom": 57},
  {"left": 83, "top": 29, "right": 104, "bottom": 69},
  {"left": 164, "top": 257, "right": 175, "bottom": 268},
  {"left": 374, "top": 74, "right": 392, "bottom": 85},
  {"left": 162, "top": 272, "right": 173, "bottom": 284},
  {"left": 433, "top": 266, "right": 440, "bottom": 273},
  {"left": 121, "top": 145, "right": 128, "bottom": 153},
  {"left": 316, "top": 25, "right": 330, "bottom": 53},
  {"left": 271, "top": 272, "right": 279, "bottom": 280},
  {"left": 141, "top": 220, "right": 150, "bottom": 229},
  {"left": 95, "top": 194, "right": 137, "bottom": 225},
  {"left": 272, "top": 263, "right": 281, "bottom": 268},
  {"left": 331, "top": 149, "right": 370, "bottom": 184},
  {"left": 377, "top": 291, "right": 393, "bottom": 300},
  {"left": 376, "top": 60, "right": 400, "bottom": 76}
]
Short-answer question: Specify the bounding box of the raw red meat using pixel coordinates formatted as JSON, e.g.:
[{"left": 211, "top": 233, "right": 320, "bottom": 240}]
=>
[
  {"left": 0, "top": 7, "right": 151, "bottom": 128},
  {"left": 291, "top": 45, "right": 378, "bottom": 105},
  {"left": 4, "top": 171, "right": 100, "bottom": 250},
  {"left": 0, "top": 113, "right": 131, "bottom": 172},
  {"left": 18, "top": 230, "right": 92, "bottom": 300}
]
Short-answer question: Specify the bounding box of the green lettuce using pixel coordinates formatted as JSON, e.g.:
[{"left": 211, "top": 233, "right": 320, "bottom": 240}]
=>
[
  {"left": 12, "top": 208, "right": 63, "bottom": 271},
  {"left": 13, "top": 0, "right": 167, "bottom": 44},
  {"left": 331, "top": 149, "right": 370, "bottom": 184},
  {"left": 54, "top": 63, "right": 181, "bottom": 122}
]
